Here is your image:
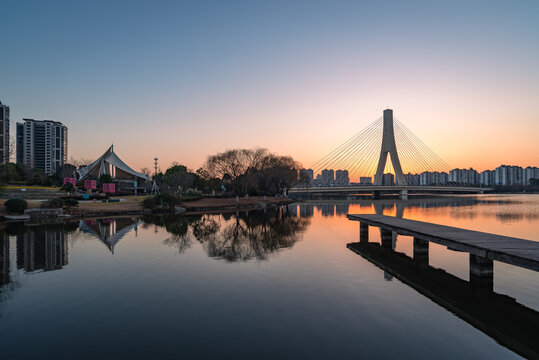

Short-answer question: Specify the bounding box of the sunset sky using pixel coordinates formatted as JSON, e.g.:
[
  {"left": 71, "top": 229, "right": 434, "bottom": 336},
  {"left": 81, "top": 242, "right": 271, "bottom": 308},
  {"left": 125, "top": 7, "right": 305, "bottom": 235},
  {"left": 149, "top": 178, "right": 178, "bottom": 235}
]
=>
[{"left": 2, "top": 0, "right": 538, "bottom": 173}]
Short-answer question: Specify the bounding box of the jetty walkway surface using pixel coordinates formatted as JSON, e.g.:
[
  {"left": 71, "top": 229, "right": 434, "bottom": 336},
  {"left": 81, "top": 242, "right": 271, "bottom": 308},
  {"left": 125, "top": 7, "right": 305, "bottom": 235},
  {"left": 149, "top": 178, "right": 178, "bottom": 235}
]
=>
[{"left": 347, "top": 214, "right": 539, "bottom": 271}]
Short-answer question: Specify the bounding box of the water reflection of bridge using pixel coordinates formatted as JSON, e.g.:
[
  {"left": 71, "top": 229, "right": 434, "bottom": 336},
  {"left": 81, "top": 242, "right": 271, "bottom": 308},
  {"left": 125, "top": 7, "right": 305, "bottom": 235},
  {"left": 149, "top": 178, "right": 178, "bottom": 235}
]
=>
[
  {"left": 291, "top": 196, "right": 482, "bottom": 219},
  {"left": 347, "top": 240, "right": 539, "bottom": 359}
]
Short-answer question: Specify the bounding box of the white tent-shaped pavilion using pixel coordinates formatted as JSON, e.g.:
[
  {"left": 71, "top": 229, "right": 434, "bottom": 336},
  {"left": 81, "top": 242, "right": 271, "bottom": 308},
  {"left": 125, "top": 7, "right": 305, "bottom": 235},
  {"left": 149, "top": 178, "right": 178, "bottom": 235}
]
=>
[{"left": 76, "top": 145, "right": 152, "bottom": 184}]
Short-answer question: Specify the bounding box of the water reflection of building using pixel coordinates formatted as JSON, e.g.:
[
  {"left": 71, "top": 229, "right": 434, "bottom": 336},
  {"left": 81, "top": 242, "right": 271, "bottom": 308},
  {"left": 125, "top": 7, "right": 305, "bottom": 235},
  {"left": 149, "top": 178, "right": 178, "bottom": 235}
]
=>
[
  {"left": 287, "top": 204, "right": 298, "bottom": 217},
  {"left": 79, "top": 218, "right": 138, "bottom": 253},
  {"left": 320, "top": 204, "right": 334, "bottom": 217},
  {"left": 16, "top": 230, "right": 68, "bottom": 272},
  {"left": 335, "top": 204, "right": 350, "bottom": 215},
  {"left": 299, "top": 204, "right": 314, "bottom": 218},
  {"left": 1, "top": 234, "right": 9, "bottom": 286}
]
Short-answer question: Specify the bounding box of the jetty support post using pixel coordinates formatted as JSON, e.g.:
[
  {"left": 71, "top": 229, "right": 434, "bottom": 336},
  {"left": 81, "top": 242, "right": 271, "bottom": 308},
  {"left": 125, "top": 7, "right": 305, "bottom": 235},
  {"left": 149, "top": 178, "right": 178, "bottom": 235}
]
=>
[
  {"left": 381, "top": 228, "right": 393, "bottom": 249},
  {"left": 413, "top": 237, "right": 429, "bottom": 268},
  {"left": 360, "top": 222, "right": 369, "bottom": 243},
  {"left": 469, "top": 254, "right": 493, "bottom": 293}
]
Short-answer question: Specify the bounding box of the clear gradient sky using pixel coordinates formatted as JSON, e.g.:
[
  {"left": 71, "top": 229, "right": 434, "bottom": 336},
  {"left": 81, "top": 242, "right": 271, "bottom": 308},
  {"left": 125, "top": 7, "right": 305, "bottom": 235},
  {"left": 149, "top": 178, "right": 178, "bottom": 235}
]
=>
[{"left": 2, "top": 0, "right": 538, "bottom": 173}]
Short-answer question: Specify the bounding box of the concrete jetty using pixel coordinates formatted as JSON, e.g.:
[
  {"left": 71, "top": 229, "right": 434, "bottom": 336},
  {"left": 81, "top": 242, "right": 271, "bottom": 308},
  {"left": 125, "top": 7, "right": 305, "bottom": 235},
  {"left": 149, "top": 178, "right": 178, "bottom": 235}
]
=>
[{"left": 347, "top": 214, "right": 539, "bottom": 272}]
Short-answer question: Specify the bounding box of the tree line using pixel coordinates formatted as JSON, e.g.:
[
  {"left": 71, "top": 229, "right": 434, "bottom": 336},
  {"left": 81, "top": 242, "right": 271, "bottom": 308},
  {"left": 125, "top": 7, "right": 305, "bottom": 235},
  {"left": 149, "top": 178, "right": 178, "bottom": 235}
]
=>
[
  {"left": 0, "top": 148, "right": 303, "bottom": 196},
  {"left": 155, "top": 148, "right": 302, "bottom": 196}
]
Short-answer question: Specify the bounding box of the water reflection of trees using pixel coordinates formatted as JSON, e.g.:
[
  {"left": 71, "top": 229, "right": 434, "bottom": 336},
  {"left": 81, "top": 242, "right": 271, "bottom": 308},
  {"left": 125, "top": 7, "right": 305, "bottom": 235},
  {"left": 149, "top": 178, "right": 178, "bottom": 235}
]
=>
[
  {"left": 141, "top": 215, "right": 196, "bottom": 253},
  {"left": 203, "top": 208, "right": 310, "bottom": 262},
  {"left": 146, "top": 207, "right": 310, "bottom": 262}
]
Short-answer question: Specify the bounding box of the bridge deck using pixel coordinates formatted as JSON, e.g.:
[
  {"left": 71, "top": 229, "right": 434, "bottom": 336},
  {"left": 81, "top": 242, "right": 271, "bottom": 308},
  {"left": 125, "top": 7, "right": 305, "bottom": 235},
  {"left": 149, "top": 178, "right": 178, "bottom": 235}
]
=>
[
  {"left": 347, "top": 214, "right": 539, "bottom": 271},
  {"left": 289, "top": 185, "right": 488, "bottom": 194}
]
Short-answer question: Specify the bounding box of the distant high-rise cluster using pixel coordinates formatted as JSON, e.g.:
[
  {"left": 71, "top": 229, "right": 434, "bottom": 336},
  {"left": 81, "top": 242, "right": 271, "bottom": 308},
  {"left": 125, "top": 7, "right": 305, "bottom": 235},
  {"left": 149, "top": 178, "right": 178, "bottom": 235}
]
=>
[
  {"left": 492, "top": 165, "right": 539, "bottom": 186},
  {"left": 409, "top": 166, "right": 539, "bottom": 186},
  {"left": 299, "top": 169, "right": 350, "bottom": 186},
  {"left": 299, "top": 165, "right": 538, "bottom": 187}
]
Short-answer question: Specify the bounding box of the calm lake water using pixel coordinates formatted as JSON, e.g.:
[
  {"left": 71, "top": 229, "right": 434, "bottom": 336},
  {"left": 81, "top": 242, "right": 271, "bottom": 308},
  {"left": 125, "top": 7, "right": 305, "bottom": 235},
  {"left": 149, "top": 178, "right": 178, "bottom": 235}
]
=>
[{"left": 1, "top": 194, "right": 538, "bottom": 359}]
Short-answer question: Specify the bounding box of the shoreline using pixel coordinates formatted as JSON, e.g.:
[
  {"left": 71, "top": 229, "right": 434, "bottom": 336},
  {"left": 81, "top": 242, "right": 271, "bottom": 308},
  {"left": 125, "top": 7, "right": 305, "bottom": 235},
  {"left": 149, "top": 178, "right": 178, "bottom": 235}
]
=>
[{"left": 0, "top": 196, "right": 295, "bottom": 226}]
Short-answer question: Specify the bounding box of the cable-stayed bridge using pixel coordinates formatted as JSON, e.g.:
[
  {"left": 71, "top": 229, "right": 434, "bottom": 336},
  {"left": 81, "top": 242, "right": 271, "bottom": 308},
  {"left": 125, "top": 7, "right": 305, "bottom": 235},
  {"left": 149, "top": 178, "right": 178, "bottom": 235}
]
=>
[{"left": 290, "top": 109, "right": 489, "bottom": 198}]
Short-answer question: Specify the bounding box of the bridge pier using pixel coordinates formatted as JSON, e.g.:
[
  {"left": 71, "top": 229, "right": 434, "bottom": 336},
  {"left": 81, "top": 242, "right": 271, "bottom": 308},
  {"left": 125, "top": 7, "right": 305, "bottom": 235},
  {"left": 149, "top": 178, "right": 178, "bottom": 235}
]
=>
[
  {"left": 413, "top": 238, "right": 429, "bottom": 268},
  {"left": 372, "top": 190, "right": 381, "bottom": 200},
  {"left": 360, "top": 222, "right": 369, "bottom": 243},
  {"left": 469, "top": 254, "right": 493, "bottom": 293},
  {"left": 399, "top": 189, "right": 408, "bottom": 200}
]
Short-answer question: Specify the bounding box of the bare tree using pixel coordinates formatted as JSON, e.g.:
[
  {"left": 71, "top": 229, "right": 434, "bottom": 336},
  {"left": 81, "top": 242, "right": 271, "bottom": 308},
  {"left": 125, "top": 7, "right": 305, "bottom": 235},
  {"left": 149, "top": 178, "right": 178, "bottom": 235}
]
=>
[
  {"left": 140, "top": 167, "right": 151, "bottom": 177},
  {"left": 3, "top": 135, "right": 17, "bottom": 164},
  {"left": 204, "top": 148, "right": 268, "bottom": 194},
  {"left": 69, "top": 157, "right": 94, "bottom": 169}
]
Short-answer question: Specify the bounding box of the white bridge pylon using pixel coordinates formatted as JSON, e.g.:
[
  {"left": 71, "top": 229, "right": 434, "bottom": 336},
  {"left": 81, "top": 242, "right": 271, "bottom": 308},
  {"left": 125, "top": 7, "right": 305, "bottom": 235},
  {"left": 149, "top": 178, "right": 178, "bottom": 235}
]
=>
[
  {"left": 310, "top": 108, "right": 455, "bottom": 185},
  {"left": 374, "top": 109, "right": 406, "bottom": 185}
]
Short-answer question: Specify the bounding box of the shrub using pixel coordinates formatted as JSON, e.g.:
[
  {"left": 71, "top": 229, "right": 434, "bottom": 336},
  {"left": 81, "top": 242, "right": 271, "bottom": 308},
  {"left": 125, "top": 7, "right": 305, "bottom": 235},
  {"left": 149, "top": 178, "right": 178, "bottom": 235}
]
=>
[
  {"left": 143, "top": 196, "right": 157, "bottom": 209},
  {"left": 61, "top": 183, "right": 75, "bottom": 192},
  {"left": 158, "top": 192, "right": 181, "bottom": 209},
  {"left": 42, "top": 198, "right": 64, "bottom": 208},
  {"left": 63, "top": 198, "right": 79, "bottom": 208},
  {"left": 143, "top": 193, "right": 180, "bottom": 210},
  {"left": 41, "top": 198, "right": 79, "bottom": 209},
  {"left": 5, "top": 198, "right": 28, "bottom": 214}
]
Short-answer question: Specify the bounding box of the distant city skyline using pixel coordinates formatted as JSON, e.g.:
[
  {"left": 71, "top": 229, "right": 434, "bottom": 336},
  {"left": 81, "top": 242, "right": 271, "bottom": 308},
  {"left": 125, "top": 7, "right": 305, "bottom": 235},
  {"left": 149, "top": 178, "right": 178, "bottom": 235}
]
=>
[
  {"left": 304, "top": 164, "right": 539, "bottom": 187},
  {"left": 2, "top": 1, "right": 538, "bottom": 171}
]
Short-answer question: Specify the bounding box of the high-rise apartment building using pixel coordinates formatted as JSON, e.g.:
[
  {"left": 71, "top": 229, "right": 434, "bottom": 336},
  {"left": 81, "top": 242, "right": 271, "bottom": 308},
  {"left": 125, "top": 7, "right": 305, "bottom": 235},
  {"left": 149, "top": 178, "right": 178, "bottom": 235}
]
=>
[
  {"left": 320, "top": 169, "right": 334, "bottom": 186},
  {"left": 479, "top": 170, "right": 495, "bottom": 186},
  {"left": 16, "top": 123, "right": 24, "bottom": 164},
  {"left": 17, "top": 119, "right": 68, "bottom": 175},
  {"left": 335, "top": 170, "right": 350, "bottom": 186},
  {"left": 405, "top": 173, "right": 420, "bottom": 186},
  {"left": 495, "top": 165, "right": 523, "bottom": 186},
  {"left": 382, "top": 173, "right": 395, "bottom": 186},
  {"left": 420, "top": 171, "right": 448, "bottom": 185},
  {"left": 449, "top": 168, "right": 479, "bottom": 185},
  {"left": 0, "top": 101, "right": 10, "bottom": 163},
  {"left": 523, "top": 167, "right": 539, "bottom": 185}
]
